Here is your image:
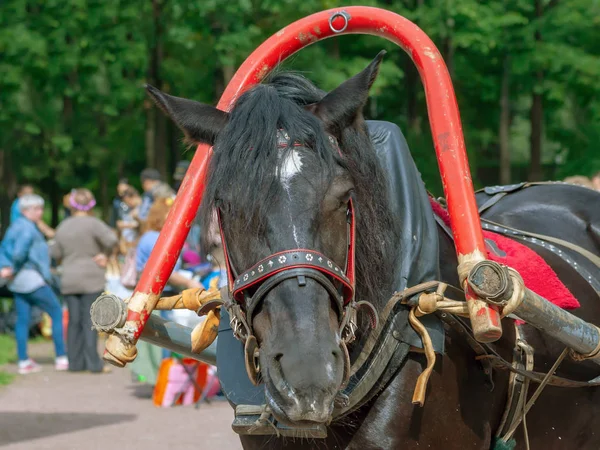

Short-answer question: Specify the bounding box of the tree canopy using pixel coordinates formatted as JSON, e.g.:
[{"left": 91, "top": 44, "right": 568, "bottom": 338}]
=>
[{"left": 1, "top": 0, "right": 599, "bottom": 229}]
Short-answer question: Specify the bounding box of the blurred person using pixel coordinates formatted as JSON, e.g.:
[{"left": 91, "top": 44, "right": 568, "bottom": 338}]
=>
[
  {"left": 173, "top": 160, "right": 190, "bottom": 192},
  {"left": 50, "top": 188, "right": 118, "bottom": 373},
  {"left": 62, "top": 193, "right": 72, "bottom": 219},
  {"left": 117, "top": 187, "right": 142, "bottom": 290},
  {"left": 563, "top": 175, "right": 594, "bottom": 188},
  {"left": 138, "top": 169, "right": 175, "bottom": 221},
  {"left": 592, "top": 172, "right": 600, "bottom": 191},
  {"left": 136, "top": 197, "right": 202, "bottom": 293},
  {"left": 0, "top": 194, "right": 67, "bottom": 374},
  {"left": 199, "top": 210, "right": 228, "bottom": 290},
  {"left": 11, "top": 185, "right": 56, "bottom": 238},
  {"left": 131, "top": 197, "right": 201, "bottom": 385},
  {"left": 9, "top": 184, "right": 34, "bottom": 223},
  {"left": 109, "top": 178, "right": 131, "bottom": 228},
  {"left": 116, "top": 187, "right": 142, "bottom": 252}
]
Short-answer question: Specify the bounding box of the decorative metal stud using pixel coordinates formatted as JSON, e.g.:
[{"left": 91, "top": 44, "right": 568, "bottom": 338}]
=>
[
  {"left": 278, "top": 255, "right": 287, "bottom": 264},
  {"left": 258, "top": 265, "right": 264, "bottom": 273},
  {"left": 306, "top": 254, "right": 313, "bottom": 261}
]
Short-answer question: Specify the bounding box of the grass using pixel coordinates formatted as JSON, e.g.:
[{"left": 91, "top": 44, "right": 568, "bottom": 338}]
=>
[
  {"left": 0, "top": 371, "right": 14, "bottom": 385},
  {"left": 0, "top": 334, "right": 16, "bottom": 386}
]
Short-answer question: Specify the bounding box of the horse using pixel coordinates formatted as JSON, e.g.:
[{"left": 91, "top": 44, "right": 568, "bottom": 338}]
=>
[{"left": 146, "top": 52, "right": 600, "bottom": 449}]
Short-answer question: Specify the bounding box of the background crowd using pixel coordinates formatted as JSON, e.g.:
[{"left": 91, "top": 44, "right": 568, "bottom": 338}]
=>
[{"left": 0, "top": 162, "right": 226, "bottom": 394}]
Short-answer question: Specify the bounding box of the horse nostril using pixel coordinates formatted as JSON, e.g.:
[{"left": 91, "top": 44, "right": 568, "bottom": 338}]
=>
[{"left": 274, "top": 353, "right": 283, "bottom": 363}]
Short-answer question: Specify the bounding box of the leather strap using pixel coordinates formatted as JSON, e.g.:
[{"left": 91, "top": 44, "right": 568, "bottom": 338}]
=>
[
  {"left": 245, "top": 267, "right": 345, "bottom": 325},
  {"left": 332, "top": 281, "right": 442, "bottom": 419},
  {"left": 479, "top": 354, "right": 600, "bottom": 388},
  {"left": 475, "top": 180, "right": 600, "bottom": 269},
  {"left": 481, "top": 218, "right": 600, "bottom": 269},
  {"left": 478, "top": 192, "right": 508, "bottom": 215},
  {"left": 233, "top": 249, "right": 353, "bottom": 303}
]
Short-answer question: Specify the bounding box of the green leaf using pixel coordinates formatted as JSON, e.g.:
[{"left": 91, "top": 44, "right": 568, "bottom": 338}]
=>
[{"left": 24, "top": 123, "right": 41, "bottom": 135}]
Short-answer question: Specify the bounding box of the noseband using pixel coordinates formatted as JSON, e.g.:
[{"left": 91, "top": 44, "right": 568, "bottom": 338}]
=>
[{"left": 218, "top": 131, "right": 375, "bottom": 385}]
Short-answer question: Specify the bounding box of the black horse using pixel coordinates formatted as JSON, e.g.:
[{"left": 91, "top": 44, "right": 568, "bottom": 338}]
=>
[{"left": 147, "top": 53, "right": 600, "bottom": 449}]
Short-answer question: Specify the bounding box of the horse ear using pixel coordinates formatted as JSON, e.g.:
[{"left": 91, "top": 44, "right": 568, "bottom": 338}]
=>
[
  {"left": 307, "top": 50, "right": 386, "bottom": 134},
  {"left": 145, "top": 85, "right": 229, "bottom": 146}
]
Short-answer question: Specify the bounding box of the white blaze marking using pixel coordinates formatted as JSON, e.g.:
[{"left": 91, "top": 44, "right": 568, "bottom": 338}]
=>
[
  {"left": 278, "top": 149, "right": 303, "bottom": 187},
  {"left": 277, "top": 150, "right": 304, "bottom": 247}
]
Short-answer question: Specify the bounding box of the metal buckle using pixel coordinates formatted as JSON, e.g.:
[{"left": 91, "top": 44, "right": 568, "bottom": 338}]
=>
[{"left": 227, "top": 303, "right": 251, "bottom": 341}]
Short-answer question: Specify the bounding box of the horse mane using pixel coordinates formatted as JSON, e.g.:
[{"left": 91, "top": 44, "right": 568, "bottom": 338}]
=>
[{"left": 199, "top": 72, "right": 398, "bottom": 308}]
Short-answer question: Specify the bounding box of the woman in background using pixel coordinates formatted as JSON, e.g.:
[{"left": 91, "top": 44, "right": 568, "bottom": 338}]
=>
[
  {"left": 116, "top": 187, "right": 142, "bottom": 254},
  {"left": 51, "top": 188, "right": 117, "bottom": 373},
  {"left": 0, "top": 194, "right": 67, "bottom": 374},
  {"left": 136, "top": 197, "right": 202, "bottom": 293},
  {"left": 130, "top": 197, "right": 202, "bottom": 385}
]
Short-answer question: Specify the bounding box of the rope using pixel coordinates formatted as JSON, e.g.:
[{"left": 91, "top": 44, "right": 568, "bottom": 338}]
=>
[
  {"left": 154, "top": 286, "right": 221, "bottom": 311},
  {"left": 154, "top": 286, "right": 224, "bottom": 354}
]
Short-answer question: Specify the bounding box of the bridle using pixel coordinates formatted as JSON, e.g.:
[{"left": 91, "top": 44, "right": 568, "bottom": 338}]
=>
[{"left": 218, "top": 130, "right": 377, "bottom": 386}]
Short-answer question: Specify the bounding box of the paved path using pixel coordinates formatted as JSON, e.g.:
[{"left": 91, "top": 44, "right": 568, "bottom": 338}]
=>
[{"left": 0, "top": 341, "right": 242, "bottom": 450}]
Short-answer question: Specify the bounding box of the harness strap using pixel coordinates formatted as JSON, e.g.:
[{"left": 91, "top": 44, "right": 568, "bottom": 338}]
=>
[
  {"left": 245, "top": 267, "right": 344, "bottom": 324},
  {"left": 479, "top": 354, "right": 600, "bottom": 388},
  {"left": 434, "top": 196, "right": 600, "bottom": 293},
  {"left": 332, "top": 281, "right": 441, "bottom": 419},
  {"left": 481, "top": 218, "right": 600, "bottom": 269},
  {"left": 496, "top": 324, "right": 534, "bottom": 441},
  {"left": 475, "top": 180, "right": 600, "bottom": 270},
  {"left": 478, "top": 192, "right": 508, "bottom": 215}
]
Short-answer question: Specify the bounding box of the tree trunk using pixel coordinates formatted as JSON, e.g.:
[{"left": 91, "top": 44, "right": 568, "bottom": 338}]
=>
[
  {"left": 529, "top": 75, "right": 544, "bottom": 181},
  {"left": 169, "top": 121, "right": 180, "bottom": 176},
  {"left": 155, "top": 109, "right": 168, "bottom": 179},
  {"left": 528, "top": 0, "right": 544, "bottom": 181},
  {"left": 0, "top": 149, "right": 17, "bottom": 238},
  {"left": 145, "top": 105, "right": 156, "bottom": 168},
  {"left": 441, "top": 0, "right": 455, "bottom": 78},
  {"left": 145, "top": 0, "right": 165, "bottom": 169},
  {"left": 498, "top": 54, "right": 511, "bottom": 185},
  {"left": 404, "top": 59, "right": 420, "bottom": 133},
  {"left": 100, "top": 166, "right": 109, "bottom": 221},
  {"left": 49, "top": 165, "right": 60, "bottom": 227},
  {"left": 222, "top": 61, "right": 235, "bottom": 89},
  {"left": 152, "top": 0, "right": 168, "bottom": 179},
  {"left": 331, "top": 38, "right": 340, "bottom": 60}
]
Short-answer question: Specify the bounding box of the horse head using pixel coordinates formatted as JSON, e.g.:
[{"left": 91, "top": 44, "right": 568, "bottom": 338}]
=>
[{"left": 146, "top": 51, "right": 397, "bottom": 426}]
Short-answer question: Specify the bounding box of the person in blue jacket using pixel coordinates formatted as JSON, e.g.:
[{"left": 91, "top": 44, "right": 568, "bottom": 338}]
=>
[
  {"left": 9, "top": 185, "right": 34, "bottom": 223},
  {"left": 0, "top": 194, "right": 68, "bottom": 374}
]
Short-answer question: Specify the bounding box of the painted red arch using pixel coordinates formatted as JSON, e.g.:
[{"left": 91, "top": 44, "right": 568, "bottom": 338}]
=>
[{"left": 133, "top": 6, "right": 501, "bottom": 346}]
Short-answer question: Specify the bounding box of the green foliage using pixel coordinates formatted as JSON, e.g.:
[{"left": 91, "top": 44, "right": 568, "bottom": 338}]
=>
[
  {"left": 0, "top": 0, "right": 599, "bottom": 212},
  {"left": 0, "top": 333, "right": 16, "bottom": 386}
]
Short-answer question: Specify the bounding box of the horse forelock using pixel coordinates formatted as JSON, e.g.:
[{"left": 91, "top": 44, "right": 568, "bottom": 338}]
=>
[{"left": 199, "top": 72, "right": 398, "bottom": 310}]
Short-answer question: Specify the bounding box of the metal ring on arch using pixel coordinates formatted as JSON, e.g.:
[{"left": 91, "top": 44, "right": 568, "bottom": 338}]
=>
[
  {"left": 244, "top": 268, "right": 346, "bottom": 327},
  {"left": 329, "top": 11, "right": 350, "bottom": 33}
]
